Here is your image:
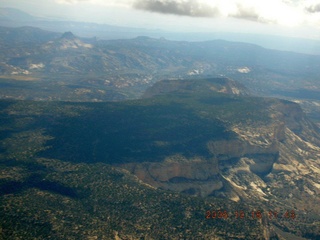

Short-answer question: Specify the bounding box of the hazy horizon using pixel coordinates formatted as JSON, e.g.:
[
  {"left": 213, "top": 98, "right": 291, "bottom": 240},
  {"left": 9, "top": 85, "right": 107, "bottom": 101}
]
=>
[{"left": 1, "top": 0, "right": 320, "bottom": 41}]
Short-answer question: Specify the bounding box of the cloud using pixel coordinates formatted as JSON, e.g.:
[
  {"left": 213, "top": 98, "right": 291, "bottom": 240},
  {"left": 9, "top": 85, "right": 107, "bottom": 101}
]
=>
[
  {"left": 231, "top": 3, "right": 265, "bottom": 23},
  {"left": 133, "top": 0, "right": 219, "bottom": 17},
  {"left": 54, "top": 0, "right": 320, "bottom": 26},
  {"left": 229, "top": 1, "right": 300, "bottom": 25},
  {"left": 306, "top": 3, "right": 320, "bottom": 12},
  {"left": 132, "top": 0, "right": 310, "bottom": 26}
]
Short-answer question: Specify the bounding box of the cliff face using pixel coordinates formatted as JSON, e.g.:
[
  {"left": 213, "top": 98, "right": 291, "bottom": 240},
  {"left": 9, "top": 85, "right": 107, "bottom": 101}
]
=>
[
  {"left": 121, "top": 123, "right": 281, "bottom": 198},
  {"left": 122, "top": 157, "right": 222, "bottom": 197},
  {"left": 121, "top": 80, "right": 320, "bottom": 213},
  {"left": 1, "top": 77, "right": 320, "bottom": 238},
  {"left": 207, "top": 139, "right": 279, "bottom": 176}
]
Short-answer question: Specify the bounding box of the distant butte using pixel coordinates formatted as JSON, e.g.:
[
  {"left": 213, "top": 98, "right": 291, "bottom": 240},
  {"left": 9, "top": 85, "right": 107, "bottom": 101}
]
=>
[{"left": 60, "top": 31, "right": 76, "bottom": 40}]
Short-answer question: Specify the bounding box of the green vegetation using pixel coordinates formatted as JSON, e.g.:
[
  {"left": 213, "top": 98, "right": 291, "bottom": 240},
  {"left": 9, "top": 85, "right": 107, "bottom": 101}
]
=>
[
  {"left": 0, "top": 85, "right": 272, "bottom": 239},
  {"left": 0, "top": 79, "right": 319, "bottom": 239},
  {"left": 0, "top": 88, "right": 270, "bottom": 165},
  {"left": 1, "top": 26, "right": 320, "bottom": 105},
  {"left": 0, "top": 158, "right": 264, "bottom": 239}
]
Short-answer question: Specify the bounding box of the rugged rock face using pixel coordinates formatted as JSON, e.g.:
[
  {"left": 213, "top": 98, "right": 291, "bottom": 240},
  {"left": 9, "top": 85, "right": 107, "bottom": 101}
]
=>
[
  {"left": 122, "top": 80, "right": 320, "bottom": 212},
  {"left": 122, "top": 157, "right": 222, "bottom": 197},
  {"left": 221, "top": 102, "right": 320, "bottom": 213},
  {"left": 121, "top": 130, "right": 280, "bottom": 198}
]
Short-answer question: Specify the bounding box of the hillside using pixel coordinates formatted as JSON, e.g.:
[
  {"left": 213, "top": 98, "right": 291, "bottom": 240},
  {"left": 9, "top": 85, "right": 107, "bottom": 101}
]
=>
[
  {"left": 142, "top": 77, "right": 250, "bottom": 98},
  {"left": 0, "top": 25, "right": 320, "bottom": 128},
  {"left": 0, "top": 26, "right": 320, "bottom": 101},
  {"left": 2, "top": 8, "right": 320, "bottom": 55},
  {"left": 0, "top": 78, "right": 320, "bottom": 239}
]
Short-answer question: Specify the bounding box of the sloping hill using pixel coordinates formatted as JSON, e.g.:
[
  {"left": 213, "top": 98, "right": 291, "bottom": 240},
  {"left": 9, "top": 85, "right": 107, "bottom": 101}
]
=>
[
  {"left": 143, "top": 77, "right": 250, "bottom": 98},
  {"left": 0, "top": 26, "right": 320, "bottom": 103}
]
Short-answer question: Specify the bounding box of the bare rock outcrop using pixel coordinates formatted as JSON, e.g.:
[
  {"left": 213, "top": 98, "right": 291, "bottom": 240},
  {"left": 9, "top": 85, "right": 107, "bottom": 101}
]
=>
[
  {"left": 121, "top": 157, "right": 223, "bottom": 197},
  {"left": 121, "top": 79, "right": 320, "bottom": 202}
]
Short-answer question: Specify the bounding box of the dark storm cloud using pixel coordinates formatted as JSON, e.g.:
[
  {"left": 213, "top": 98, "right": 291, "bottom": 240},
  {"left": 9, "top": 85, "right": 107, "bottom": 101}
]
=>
[
  {"left": 133, "top": 0, "right": 220, "bottom": 17},
  {"left": 306, "top": 3, "right": 320, "bottom": 13}
]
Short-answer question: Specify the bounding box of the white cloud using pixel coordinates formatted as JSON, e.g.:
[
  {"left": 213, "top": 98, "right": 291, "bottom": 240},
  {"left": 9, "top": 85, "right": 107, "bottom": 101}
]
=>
[
  {"left": 133, "top": 0, "right": 320, "bottom": 26},
  {"left": 133, "top": 0, "right": 220, "bottom": 17},
  {"left": 305, "top": 0, "right": 320, "bottom": 12},
  {"left": 55, "top": 0, "right": 320, "bottom": 27}
]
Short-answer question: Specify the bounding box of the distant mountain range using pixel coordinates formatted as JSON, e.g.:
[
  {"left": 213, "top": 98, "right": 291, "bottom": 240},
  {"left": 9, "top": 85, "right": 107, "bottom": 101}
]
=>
[
  {"left": 1, "top": 7, "right": 320, "bottom": 55},
  {"left": 0, "top": 7, "right": 39, "bottom": 22},
  {"left": 0, "top": 24, "right": 319, "bottom": 126},
  {"left": 1, "top": 26, "right": 320, "bottom": 96}
]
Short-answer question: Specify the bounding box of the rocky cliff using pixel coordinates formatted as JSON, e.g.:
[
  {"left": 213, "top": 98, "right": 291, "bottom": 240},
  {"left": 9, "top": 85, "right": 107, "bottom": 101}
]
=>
[
  {"left": 1, "top": 77, "right": 320, "bottom": 238},
  {"left": 122, "top": 157, "right": 222, "bottom": 197},
  {"left": 121, "top": 79, "right": 320, "bottom": 216}
]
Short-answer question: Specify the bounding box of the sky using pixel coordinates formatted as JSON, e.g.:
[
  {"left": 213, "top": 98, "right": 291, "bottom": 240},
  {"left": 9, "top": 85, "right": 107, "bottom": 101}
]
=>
[{"left": 2, "top": 0, "right": 320, "bottom": 39}]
